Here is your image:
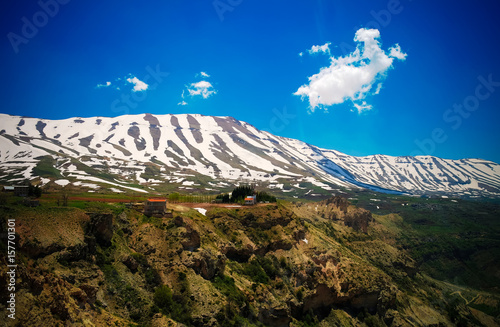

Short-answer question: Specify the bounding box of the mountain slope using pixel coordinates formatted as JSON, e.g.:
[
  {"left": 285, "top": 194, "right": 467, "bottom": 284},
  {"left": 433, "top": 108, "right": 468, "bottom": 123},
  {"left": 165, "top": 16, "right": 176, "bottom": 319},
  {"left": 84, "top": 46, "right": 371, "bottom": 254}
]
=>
[{"left": 0, "top": 113, "right": 499, "bottom": 197}]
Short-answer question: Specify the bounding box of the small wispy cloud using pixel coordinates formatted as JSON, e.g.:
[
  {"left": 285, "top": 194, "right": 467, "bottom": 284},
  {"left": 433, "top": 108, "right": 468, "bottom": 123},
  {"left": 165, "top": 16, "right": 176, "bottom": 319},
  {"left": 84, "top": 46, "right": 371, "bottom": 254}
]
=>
[
  {"left": 96, "top": 81, "right": 111, "bottom": 88},
  {"left": 96, "top": 75, "right": 149, "bottom": 92},
  {"left": 126, "top": 76, "right": 148, "bottom": 92},
  {"left": 178, "top": 101, "right": 188, "bottom": 106},
  {"left": 308, "top": 42, "right": 331, "bottom": 55},
  {"left": 295, "top": 28, "right": 407, "bottom": 113},
  {"left": 200, "top": 71, "right": 210, "bottom": 78}
]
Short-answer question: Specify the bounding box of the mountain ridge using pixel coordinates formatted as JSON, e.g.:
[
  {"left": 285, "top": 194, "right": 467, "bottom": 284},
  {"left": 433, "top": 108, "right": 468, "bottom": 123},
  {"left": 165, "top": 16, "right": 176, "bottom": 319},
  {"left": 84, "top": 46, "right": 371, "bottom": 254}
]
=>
[{"left": 0, "top": 112, "right": 499, "bottom": 198}]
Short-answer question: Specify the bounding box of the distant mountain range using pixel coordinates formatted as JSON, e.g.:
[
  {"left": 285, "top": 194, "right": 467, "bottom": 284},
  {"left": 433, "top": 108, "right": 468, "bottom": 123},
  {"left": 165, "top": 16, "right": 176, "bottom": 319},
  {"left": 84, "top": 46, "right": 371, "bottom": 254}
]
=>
[{"left": 0, "top": 113, "right": 499, "bottom": 198}]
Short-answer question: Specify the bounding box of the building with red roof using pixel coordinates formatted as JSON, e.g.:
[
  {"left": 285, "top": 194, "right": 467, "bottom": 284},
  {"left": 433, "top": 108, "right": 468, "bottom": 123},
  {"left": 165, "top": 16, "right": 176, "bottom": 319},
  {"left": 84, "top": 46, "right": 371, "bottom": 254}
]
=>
[{"left": 144, "top": 198, "right": 167, "bottom": 216}]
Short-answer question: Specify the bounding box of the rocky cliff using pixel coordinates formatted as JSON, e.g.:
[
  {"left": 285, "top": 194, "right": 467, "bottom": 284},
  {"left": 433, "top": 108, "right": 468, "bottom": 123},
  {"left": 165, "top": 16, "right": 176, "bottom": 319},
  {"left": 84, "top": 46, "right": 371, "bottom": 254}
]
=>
[{"left": 0, "top": 197, "right": 499, "bottom": 326}]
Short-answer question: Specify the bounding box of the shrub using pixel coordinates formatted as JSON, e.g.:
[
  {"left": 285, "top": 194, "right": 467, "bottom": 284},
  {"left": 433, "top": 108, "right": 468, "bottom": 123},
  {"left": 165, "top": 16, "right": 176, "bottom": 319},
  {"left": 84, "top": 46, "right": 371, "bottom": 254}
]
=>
[
  {"left": 145, "top": 268, "right": 161, "bottom": 289},
  {"left": 296, "top": 288, "right": 304, "bottom": 302},
  {"left": 259, "top": 256, "right": 279, "bottom": 279},
  {"left": 243, "top": 259, "right": 270, "bottom": 284},
  {"left": 154, "top": 285, "right": 173, "bottom": 311},
  {"left": 213, "top": 275, "right": 247, "bottom": 307},
  {"left": 153, "top": 278, "right": 193, "bottom": 324}
]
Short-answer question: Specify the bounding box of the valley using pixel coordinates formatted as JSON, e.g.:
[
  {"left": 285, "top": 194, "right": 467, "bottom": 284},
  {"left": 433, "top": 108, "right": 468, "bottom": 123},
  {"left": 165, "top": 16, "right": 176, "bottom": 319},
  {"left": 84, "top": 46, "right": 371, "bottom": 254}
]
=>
[{"left": 0, "top": 191, "right": 499, "bottom": 326}]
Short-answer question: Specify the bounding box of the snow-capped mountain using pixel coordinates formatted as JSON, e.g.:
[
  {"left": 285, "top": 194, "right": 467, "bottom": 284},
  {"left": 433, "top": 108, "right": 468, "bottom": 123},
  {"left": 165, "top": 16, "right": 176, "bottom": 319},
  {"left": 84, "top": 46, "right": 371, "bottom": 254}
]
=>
[{"left": 0, "top": 113, "right": 499, "bottom": 197}]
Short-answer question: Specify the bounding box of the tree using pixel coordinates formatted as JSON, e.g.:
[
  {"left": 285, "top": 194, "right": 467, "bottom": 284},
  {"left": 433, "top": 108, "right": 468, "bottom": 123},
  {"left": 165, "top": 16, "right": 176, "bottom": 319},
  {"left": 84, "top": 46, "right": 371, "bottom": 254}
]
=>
[
  {"left": 230, "top": 185, "right": 254, "bottom": 203},
  {"left": 168, "top": 192, "right": 180, "bottom": 203},
  {"left": 255, "top": 191, "right": 276, "bottom": 203},
  {"left": 216, "top": 193, "right": 230, "bottom": 203},
  {"left": 28, "top": 184, "right": 42, "bottom": 198}
]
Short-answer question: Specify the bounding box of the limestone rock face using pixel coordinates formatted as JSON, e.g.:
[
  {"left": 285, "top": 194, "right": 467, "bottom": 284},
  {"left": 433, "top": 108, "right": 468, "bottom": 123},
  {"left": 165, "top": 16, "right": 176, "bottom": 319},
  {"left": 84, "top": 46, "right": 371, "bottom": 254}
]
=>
[
  {"left": 222, "top": 243, "right": 254, "bottom": 262},
  {"left": 344, "top": 207, "right": 373, "bottom": 233},
  {"left": 174, "top": 215, "right": 201, "bottom": 251},
  {"left": 86, "top": 212, "right": 114, "bottom": 246},
  {"left": 325, "top": 195, "right": 349, "bottom": 214},
  {"left": 122, "top": 255, "right": 139, "bottom": 272},
  {"left": 182, "top": 249, "right": 226, "bottom": 280}
]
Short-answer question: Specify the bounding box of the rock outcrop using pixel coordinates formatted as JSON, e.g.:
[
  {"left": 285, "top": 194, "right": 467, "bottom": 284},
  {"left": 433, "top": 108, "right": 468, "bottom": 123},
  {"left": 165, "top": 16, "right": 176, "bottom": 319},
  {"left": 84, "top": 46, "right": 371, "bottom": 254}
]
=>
[
  {"left": 86, "top": 212, "right": 114, "bottom": 246},
  {"left": 181, "top": 249, "right": 226, "bottom": 280}
]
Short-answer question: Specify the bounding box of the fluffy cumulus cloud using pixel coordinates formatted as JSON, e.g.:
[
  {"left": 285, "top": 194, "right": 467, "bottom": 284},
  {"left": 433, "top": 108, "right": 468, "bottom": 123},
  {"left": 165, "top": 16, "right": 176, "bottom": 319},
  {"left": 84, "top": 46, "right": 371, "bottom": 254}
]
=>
[
  {"left": 179, "top": 72, "right": 217, "bottom": 104},
  {"left": 188, "top": 81, "right": 217, "bottom": 98},
  {"left": 295, "top": 28, "right": 407, "bottom": 113},
  {"left": 126, "top": 76, "right": 149, "bottom": 92}
]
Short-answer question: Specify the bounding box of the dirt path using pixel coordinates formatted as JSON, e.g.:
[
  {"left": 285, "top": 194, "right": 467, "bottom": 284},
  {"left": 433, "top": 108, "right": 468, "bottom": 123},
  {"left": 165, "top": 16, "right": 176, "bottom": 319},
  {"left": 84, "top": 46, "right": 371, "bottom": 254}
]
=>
[
  {"left": 173, "top": 202, "right": 272, "bottom": 209},
  {"left": 68, "top": 197, "right": 134, "bottom": 203}
]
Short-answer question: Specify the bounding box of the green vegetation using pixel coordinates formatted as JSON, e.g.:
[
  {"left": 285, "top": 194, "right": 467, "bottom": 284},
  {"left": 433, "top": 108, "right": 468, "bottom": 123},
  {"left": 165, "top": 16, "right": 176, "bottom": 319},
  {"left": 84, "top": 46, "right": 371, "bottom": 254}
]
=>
[
  {"left": 153, "top": 285, "right": 174, "bottom": 312},
  {"left": 140, "top": 163, "right": 162, "bottom": 182},
  {"left": 215, "top": 185, "right": 277, "bottom": 204},
  {"left": 230, "top": 185, "right": 254, "bottom": 203},
  {"left": 242, "top": 259, "right": 270, "bottom": 284},
  {"left": 153, "top": 275, "right": 193, "bottom": 324},
  {"left": 212, "top": 275, "right": 247, "bottom": 307},
  {"left": 212, "top": 275, "right": 256, "bottom": 326},
  {"left": 168, "top": 192, "right": 216, "bottom": 203},
  {"left": 32, "top": 155, "right": 62, "bottom": 178},
  {"left": 28, "top": 184, "right": 42, "bottom": 198},
  {"left": 215, "top": 193, "right": 230, "bottom": 203},
  {"left": 392, "top": 199, "right": 500, "bottom": 291},
  {"left": 255, "top": 191, "right": 276, "bottom": 203},
  {"left": 96, "top": 245, "right": 150, "bottom": 324}
]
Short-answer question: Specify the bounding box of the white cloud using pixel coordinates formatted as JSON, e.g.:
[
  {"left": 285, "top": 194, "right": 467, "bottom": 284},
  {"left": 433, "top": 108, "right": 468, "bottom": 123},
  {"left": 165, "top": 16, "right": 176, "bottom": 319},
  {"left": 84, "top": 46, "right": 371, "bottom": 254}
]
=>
[
  {"left": 298, "top": 52, "right": 304, "bottom": 57},
  {"left": 126, "top": 76, "right": 149, "bottom": 92},
  {"left": 295, "top": 28, "right": 407, "bottom": 113},
  {"left": 180, "top": 73, "right": 217, "bottom": 103},
  {"left": 353, "top": 101, "right": 372, "bottom": 112},
  {"left": 96, "top": 81, "right": 111, "bottom": 88},
  {"left": 389, "top": 44, "right": 407, "bottom": 60},
  {"left": 187, "top": 80, "right": 217, "bottom": 99},
  {"left": 308, "top": 42, "right": 331, "bottom": 55}
]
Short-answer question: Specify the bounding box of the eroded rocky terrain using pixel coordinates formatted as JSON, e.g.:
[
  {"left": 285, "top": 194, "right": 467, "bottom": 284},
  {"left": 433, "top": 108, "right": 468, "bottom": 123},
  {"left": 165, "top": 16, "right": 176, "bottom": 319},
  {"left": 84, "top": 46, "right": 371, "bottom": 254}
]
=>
[{"left": 1, "top": 196, "right": 499, "bottom": 326}]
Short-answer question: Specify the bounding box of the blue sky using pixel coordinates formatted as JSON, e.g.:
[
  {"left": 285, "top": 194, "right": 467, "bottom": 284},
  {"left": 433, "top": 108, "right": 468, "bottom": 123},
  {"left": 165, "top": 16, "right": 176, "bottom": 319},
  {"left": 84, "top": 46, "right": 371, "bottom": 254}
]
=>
[{"left": 1, "top": 0, "right": 500, "bottom": 163}]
